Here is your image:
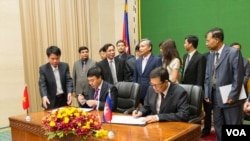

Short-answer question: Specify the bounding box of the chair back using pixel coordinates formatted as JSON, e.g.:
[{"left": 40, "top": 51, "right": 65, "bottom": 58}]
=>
[
  {"left": 115, "top": 82, "right": 141, "bottom": 114},
  {"left": 179, "top": 84, "right": 204, "bottom": 123}
]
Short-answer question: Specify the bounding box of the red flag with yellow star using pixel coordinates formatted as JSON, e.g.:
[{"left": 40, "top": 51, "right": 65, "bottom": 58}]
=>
[{"left": 22, "top": 86, "right": 29, "bottom": 110}]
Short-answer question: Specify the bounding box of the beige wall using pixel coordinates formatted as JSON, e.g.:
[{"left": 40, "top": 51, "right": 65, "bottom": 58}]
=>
[
  {"left": 0, "top": 0, "right": 25, "bottom": 127},
  {"left": 0, "top": 0, "right": 138, "bottom": 127}
]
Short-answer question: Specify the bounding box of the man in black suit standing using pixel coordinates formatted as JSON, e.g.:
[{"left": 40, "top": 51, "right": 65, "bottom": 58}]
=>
[
  {"left": 77, "top": 66, "right": 118, "bottom": 111},
  {"left": 39, "top": 46, "right": 73, "bottom": 110},
  {"left": 132, "top": 67, "right": 189, "bottom": 123},
  {"left": 182, "top": 35, "right": 206, "bottom": 86},
  {"left": 97, "top": 43, "right": 126, "bottom": 84},
  {"left": 181, "top": 35, "right": 208, "bottom": 137}
]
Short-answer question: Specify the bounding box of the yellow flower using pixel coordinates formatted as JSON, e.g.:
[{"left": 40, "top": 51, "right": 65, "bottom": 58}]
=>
[
  {"left": 49, "top": 121, "right": 55, "bottom": 127},
  {"left": 95, "top": 129, "right": 108, "bottom": 138},
  {"left": 42, "top": 107, "right": 107, "bottom": 140},
  {"left": 63, "top": 117, "right": 69, "bottom": 123}
]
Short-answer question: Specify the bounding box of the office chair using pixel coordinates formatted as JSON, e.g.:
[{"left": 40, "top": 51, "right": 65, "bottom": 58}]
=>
[
  {"left": 115, "top": 82, "right": 141, "bottom": 114},
  {"left": 179, "top": 84, "right": 204, "bottom": 124}
]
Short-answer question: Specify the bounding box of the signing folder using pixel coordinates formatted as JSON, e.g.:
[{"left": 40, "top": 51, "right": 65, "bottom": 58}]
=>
[
  {"left": 110, "top": 115, "right": 146, "bottom": 126},
  {"left": 219, "top": 84, "right": 247, "bottom": 104}
]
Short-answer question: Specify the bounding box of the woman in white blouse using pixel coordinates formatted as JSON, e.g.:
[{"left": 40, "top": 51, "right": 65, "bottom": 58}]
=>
[{"left": 161, "top": 39, "right": 182, "bottom": 83}]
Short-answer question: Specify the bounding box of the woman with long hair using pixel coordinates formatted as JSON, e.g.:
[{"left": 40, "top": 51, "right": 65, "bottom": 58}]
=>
[{"left": 161, "top": 39, "right": 182, "bottom": 83}]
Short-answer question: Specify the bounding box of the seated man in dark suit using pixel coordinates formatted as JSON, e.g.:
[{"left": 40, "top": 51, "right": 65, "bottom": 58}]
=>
[
  {"left": 132, "top": 67, "right": 190, "bottom": 123},
  {"left": 77, "top": 66, "right": 118, "bottom": 111}
]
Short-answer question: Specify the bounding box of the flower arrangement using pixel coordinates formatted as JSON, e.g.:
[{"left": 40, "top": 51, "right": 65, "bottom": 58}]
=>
[{"left": 42, "top": 107, "right": 108, "bottom": 140}]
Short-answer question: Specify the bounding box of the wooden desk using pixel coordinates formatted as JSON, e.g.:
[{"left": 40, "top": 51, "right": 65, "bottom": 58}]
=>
[{"left": 9, "top": 110, "right": 201, "bottom": 141}]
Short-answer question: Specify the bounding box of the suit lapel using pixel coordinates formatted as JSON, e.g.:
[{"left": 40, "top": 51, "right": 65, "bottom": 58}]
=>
[
  {"left": 216, "top": 47, "right": 228, "bottom": 69},
  {"left": 188, "top": 52, "right": 198, "bottom": 67},
  {"left": 142, "top": 55, "right": 153, "bottom": 75},
  {"left": 46, "top": 63, "right": 56, "bottom": 82},
  {"left": 138, "top": 57, "right": 143, "bottom": 75},
  {"left": 160, "top": 84, "right": 174, "bottom": 112},
  {"left": 100, "top": 81, "right": 109, "bottom": 100},
  {"left": 114, "top": 58, "right": 119, "bottom": 74}
]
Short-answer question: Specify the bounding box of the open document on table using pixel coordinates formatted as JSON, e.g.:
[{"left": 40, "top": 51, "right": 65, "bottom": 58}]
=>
[
  {"left": 219, "top": 84, "right": 247, "bottom": 104},
  {"left": 110, "top": 115, "right": 146, "bottom": 126}
]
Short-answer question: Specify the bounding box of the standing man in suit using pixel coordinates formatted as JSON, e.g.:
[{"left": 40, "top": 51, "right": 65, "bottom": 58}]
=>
[
  {"left": 97, "top": 43, "right": 126, "bottom": 84},
  {"left": 125, "top": 44, "right": 141, "bottom": 82},
  {"left": 77, "top": 66, "right": 118, "bottom": 111},
  {"left": 132, "top": 67, "right": 189, "bottom": 123},
  {"left": 133, "top": 39, "right": 162, "bottom": 105},
  {"left": 204, "top": 28, "right": 244, "bottom": 141},
  {"left": 72, "top": 46, "right": 96, "bottom": 106},
  {"left": 182, "top": 35, "right": 209, "bottom": 137},
  {"left": 39, "top": 46, "right": 73, "bottom": 110},
  {"left": 115, "top": 40, "right": 134, "bottom": 60},
  {"left": 182, "top": 35, "right": 206, "bottom": 86}
]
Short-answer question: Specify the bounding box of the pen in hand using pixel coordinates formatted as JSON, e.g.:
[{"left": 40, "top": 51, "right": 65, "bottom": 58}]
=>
[{"left": 132, "top": 108, "right": 141, "bottom": 118}]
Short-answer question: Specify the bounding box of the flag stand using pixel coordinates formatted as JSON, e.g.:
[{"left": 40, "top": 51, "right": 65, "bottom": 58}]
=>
[
  {"left": 108, "top": 122, "right": 115, "bottom": 139},
  {"left": 23, "top": 85, "right": 31, "bottom": 121},
  {"left": 25, "top": 109, "right": 31, "bottom": 121}
]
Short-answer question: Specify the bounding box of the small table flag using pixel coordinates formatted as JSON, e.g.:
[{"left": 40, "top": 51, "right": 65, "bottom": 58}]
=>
[{"left": 22, "top": 86, "right": 30, "bottom": 110}]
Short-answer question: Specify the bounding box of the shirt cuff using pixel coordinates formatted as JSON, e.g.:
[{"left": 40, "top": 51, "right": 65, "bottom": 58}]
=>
[{"left": 156, "top": 115, "right": 159, "bottom": 121}]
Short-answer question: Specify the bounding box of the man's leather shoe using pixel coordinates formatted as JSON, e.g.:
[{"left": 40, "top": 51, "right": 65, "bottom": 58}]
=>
[{"left": 201, "top": 132, "right": 210, "bottom": 137}]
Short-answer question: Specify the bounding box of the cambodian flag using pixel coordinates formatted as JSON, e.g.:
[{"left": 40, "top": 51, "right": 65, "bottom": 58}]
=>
[
  {"left": 122, "top": 0, "right": 130, "bottom": 54},
  {"left": 102, "top": 92, "right": 112, "bottom": 123}
]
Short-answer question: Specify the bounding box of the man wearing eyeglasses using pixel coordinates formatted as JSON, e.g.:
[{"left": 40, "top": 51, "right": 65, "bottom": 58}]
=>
[{"left": 132, "top": 67, "right": 189, "bottom": 123}]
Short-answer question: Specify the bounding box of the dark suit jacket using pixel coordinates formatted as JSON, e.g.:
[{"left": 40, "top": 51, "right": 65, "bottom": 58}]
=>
[
  {"left": 125, "top": 57, "right": 136, "bottom": 82},
  {"left": 133, "top": 54, "right": 162, "bottom": 100},
  {"left": 140, "top": 83, "right": 190, "bottom": 122},
  {"left": 97, "top": 58, "right": 126, "bottom": 84},
  {"left": 79, "top": 81, "right": 118, "bottom": 111},
  {"left": 39, "top": 62, "right": 73, "bottom": 109},
  {"left": 182, "top": 51, "right": 206, "bottom": 87},
  {"left": 115, "top": 53, "right": 134, "bottom": 61},
  {"left": 243, "top": 58, "right": 250, "bottom": 89},
  {"left": 204, "top": 46, "right": 244, "bottom": 108}
]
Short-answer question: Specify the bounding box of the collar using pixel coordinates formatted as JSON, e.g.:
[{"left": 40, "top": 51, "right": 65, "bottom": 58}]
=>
[
  {"left": 51, "top": 65, "right": 58, "bottom": 71},
  {"left": 161, "top": 82, "right": 171, "bottom": 97},
  {"left": 188, "top": 49, "right": 196, "bottom": 59},
  {"left": 217, "top": 44, "right": 225, "bottom": 55},
  {"left": 107, "top": 58, "right": 114, "bottom": 63},
  {"left": 97, "top": 80, "right": 104, "bottom": 90},
  {"left": 143, "top": 53, "right": 151, "bottom": 60}
]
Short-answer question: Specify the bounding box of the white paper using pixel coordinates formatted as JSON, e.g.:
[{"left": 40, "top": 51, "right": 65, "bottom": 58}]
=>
[
  {"left": 110, "top": 115, "right": 146, "bottom": 126},
  {"left": 78, "top": 108, "right": 94, "bottom": 112},
  {"left": 219, "top": 84, "right": 247, "bottom": 104}
]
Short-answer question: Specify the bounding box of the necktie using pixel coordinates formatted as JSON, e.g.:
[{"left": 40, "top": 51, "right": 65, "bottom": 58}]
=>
[
  {"left": 183, "top": 54, "right": 190, "bottom": 77},
  {"left": 82, "top": 60, "right": 86, "bottom": 73},
  {"left": 109, "top": 60, "right": 118, "bottom": 84},
  {"left": 93, "top": 88, "right": 99, "bottom": 110},
  {"left": 212, "top": 52, "right": 219, "bottom": 88},
  {"left": 94, "top": 88, "right": 99, "bottom": 100},
  {"left": 160, "top": 93, "right": 165, "bottom": 108}
]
